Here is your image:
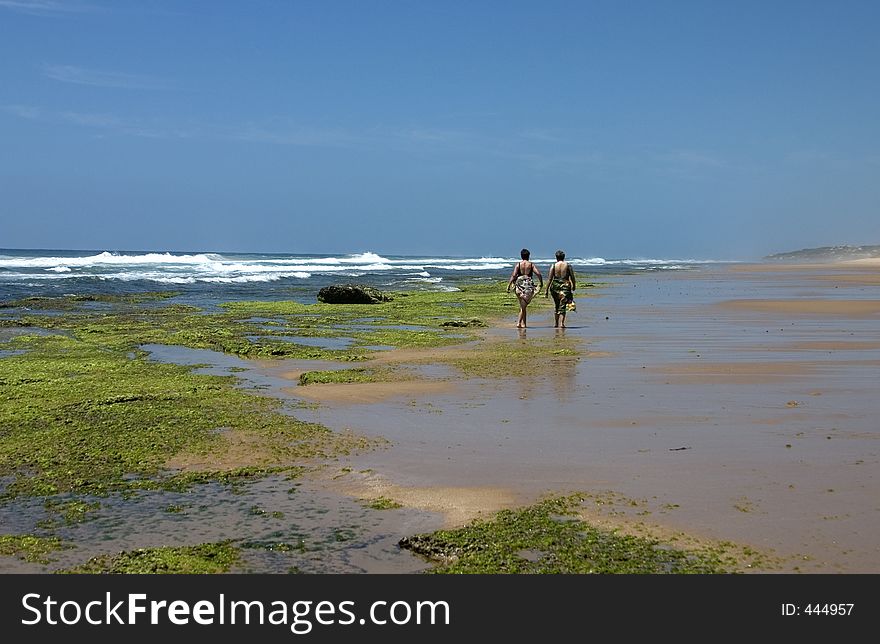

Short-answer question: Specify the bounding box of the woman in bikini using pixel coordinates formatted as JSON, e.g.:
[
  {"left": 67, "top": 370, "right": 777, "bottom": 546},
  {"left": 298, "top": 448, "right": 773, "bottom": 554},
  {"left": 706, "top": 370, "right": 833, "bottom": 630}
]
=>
[
  {"left": 507, "top": 248, "right": 543, "bottom": 328},
  {"left": 545, "top": 249, "right": 576, "bottom": 328}
]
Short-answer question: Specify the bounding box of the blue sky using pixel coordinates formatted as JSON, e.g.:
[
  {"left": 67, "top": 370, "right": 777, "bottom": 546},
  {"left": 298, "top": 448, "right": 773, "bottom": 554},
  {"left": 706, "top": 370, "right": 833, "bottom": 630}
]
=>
[{"left": 1, "top": 0, "right": 878, "bottom": 259}]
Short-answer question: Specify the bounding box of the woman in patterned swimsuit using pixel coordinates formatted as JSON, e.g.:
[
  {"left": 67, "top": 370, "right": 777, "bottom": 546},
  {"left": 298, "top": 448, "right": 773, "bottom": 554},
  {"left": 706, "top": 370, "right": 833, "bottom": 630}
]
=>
[
  {"left": 507, "top": 248, "right": 543, "bottom": 329},
  {"left": 545, "top": 249, "right": 576, "bottom": 328}
]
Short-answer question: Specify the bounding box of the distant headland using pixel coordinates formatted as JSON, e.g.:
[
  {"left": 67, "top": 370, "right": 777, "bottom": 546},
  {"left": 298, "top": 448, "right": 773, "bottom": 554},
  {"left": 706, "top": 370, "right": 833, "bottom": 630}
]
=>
[{"left": 764, "top": 245, "right": 880, "bottom": 263}]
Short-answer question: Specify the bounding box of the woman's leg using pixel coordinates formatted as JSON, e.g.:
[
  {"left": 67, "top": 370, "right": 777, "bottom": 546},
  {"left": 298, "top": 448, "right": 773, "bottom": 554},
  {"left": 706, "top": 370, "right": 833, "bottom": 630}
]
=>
[
  {"left": 560, "top": 286, "right": 571, "bottom": 327},
  {"left": 551, "top": 291, "right": 561, "bottom": 327},
  {"left": 517, "top": 296, "right": 527, "bottom": 327}
]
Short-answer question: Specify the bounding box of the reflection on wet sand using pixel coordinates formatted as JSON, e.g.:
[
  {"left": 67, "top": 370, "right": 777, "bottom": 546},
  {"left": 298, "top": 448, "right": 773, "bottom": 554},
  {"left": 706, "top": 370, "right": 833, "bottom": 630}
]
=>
[{"left": 283, "top": 262, "right": 880, "bottom": 572}]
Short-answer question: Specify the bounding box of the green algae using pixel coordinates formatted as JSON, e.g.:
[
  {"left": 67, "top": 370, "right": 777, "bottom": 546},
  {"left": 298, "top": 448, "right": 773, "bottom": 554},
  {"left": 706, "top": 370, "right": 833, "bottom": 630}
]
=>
[
  {"left": 440, "top": 318, "right": 487, "bottom": 327},
  {"left": 39, "top": 499, "right": 102, "bottom": 527},
  {"left": 364, "top": 496, "right": 403, "bottom": 510},
  {"left": 1, "top": 281, "right": 628, "bottom": 577},
  {"left": 2, "top": 282, "right": 555, "bottom": 501},
  {"left": 298, "top": 367, "right": 404, "bottom": 386},
  {"left": 0, "top": 333, "right": 360, "bottom": 498},
  {"left": 3, "top": 281, "right": 760, "bottom": 575},
  {"left": 400, "top": 495, "right": 740, "bottom": 574},
  {"left": 0, "top": 534, "right": 66, "bottom": 564},
  {"left": 440, "top": 335, "right": 582, "bottom": 379},
  {"left": 220, "top": 282, "right": 539, "bottom": 334},
  {"left": 13, "top": 308, "right": 360, "bottom": 361},
  {"left": 62, "top": 542, "right": 240, "bottom": 574},
  {"left": 299, "top": 368, "right": 374, "bottom": 386},
  {"left": 349, "top": 328, "right": 459, "bottom": 350},
  {"left": 241, "top": 539, "right": 308, "bottom": 554},
  {"left": 0, "top": 292, "right": 182, "bottom": 310},
  {"left": 3, "top": 281, "right": 577, "bottom": 364},
  {"left": 158, "top": 466, "right": 306, "bottom": 493}
]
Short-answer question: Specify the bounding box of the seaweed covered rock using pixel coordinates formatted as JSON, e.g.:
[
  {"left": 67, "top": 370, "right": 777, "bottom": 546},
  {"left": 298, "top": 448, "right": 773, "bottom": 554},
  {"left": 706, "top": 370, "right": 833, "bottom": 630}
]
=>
[
  {"left": 316, "top": 284, "right": 392, "bottom": 304},
  {"left": 440, "top": 318, "right": 487, "bottom": 328}
]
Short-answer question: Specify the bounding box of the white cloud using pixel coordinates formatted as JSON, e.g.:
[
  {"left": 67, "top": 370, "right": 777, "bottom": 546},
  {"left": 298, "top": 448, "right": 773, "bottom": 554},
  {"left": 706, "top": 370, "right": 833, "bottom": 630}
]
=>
[
  {"left": 230, "top": 122, "right": 360, "bottom": 147},
  {"left": 42, "top": 64, "right": 171, "bottom": 90},
  {"left": 1, "top": 103, "right": 182, "bottom": 138},
  {"left": 0, "top": 101, "right": 634, "bottom": 177},
  {"left": 58, "top": 110, "right": 185, "bottom": 138},
  {"left": 518, "top": 129, "right": 566, "bottom": 143},
  {"left": 0, "top": 104, "right": 42, "bottom": 119},
  {"left": 657, "top": 150, "right": 726, "bottom": 168},
  {"left": 0, "top": 0, "right": 96, "bottom": 15}
]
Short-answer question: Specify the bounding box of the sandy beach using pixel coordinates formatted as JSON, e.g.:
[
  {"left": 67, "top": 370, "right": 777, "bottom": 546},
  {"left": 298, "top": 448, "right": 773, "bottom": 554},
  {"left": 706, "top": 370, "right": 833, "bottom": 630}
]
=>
[{"left": 276, "top": 261, "right": 880, "bottom": 572}]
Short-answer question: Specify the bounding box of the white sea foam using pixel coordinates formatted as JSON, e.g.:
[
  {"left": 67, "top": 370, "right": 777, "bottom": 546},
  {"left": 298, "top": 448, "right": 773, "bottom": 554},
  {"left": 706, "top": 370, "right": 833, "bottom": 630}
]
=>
[
  {"left": 2, "top": 272, "right": 83, "bottom": 280},
  {"left": 198, "top": 272, "right": 310, "bottom": 283},
  {"left": 0, "top": 252, "right": 221, "bottom": 268},
  {"left": 327, "top": 252, "right": 390, "bottom": 264},
  {"left": 140, "top": 276, "right": 197, "bottom": 284},
  {"left": 405, "top": 276, "right": 444, "bottom": 284},
  {"left": 423, "top": 262, "right": 510, "bottom": 270},
  {"left": 0, "top": 251, "right": 511, "bottom": 276},
  {"left": 0, "top": 250, "right": 726, "bottom": 289},
  {"left": 564, "top": 257, "right": 722, "bottom": 268},
  {"left": 112, "top": 272, "right": 312, "bottom": 284}
]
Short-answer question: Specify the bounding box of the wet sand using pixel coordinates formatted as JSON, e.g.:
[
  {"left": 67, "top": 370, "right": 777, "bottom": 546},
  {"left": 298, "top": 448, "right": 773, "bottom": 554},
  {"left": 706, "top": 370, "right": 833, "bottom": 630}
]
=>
[
  {"left": 281, "top": 261, "right": 880, "bottom": 572},
  {"left": 288, "top": 381, "right": 457, "bottom": 405}
]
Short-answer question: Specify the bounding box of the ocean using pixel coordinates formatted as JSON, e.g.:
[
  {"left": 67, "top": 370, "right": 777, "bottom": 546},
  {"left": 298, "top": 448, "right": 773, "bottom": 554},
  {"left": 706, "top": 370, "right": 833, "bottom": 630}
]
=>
[{"left": 0, "top": 249, "right": 722, "bottom": 307}]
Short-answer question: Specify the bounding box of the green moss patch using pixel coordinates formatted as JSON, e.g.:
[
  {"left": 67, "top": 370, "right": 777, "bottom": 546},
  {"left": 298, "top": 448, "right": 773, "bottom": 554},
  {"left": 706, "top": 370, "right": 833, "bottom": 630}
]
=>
[
  {"left": 298, "top": 367, "right": 405, "bottom": 386},
  {"left": 39, "top": 499, "right": 102, "bottom": 528},
  {"left": 0, "top": 534, "right": 66, "bottom": 564},
  {"left": 299, "top": 368, "right": 372, "bottom": 386},
  {"left": 0, "top": 283, "right": 594, "bottom": 499},
  {"left": 0, "top": 334, "right": 362, "bottom": 498},
  {"left": 441, "top": 336, "right": 582, "bottom": 379},
  {"left": 159, "top": 466, "right": 305, "bottom": 493},
  {"left": 0, "top": 292, "right": 181, "bottom": 310},
  {"left": 62, "top": 542, "right": 240, "bottom": 574},
  {"left": 364, "top": 496, "right": 403, "bottom": 510},
  {"left": 400, "top": 495, "right": 738, "bottom": 573},
  {"left": 220, "top": 282, "right": 548, "bottom": 343}
]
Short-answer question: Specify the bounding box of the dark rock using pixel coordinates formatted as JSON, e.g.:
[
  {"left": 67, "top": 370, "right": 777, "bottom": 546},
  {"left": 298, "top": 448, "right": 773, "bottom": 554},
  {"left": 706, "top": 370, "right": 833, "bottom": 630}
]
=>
[
  {"left": 316, "top": 284, "right": 391, "bottom": 304},
  {"left": 440, "top": 318, "right": 487, "bottom": 328},
  {"left": 398, "top": 535, "right": 458, "bottom": 563}
]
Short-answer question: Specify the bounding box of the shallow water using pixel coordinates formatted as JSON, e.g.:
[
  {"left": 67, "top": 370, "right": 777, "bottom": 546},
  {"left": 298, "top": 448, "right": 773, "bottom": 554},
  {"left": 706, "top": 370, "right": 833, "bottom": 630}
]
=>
[
  {"left": 140, "top": 343, "right": 299, "bottom": 395},
  {"left": 0, "top": 477, "right": 440, "bottom": 573},
  {"left": 247, "top": 335, "right": 357, "bottom": 350},
  {"left": 2, "top": 343, "right": 446, "bottom": 572},
  {"left": 0, "top": 327, "right": 70, "bottom": 341}
]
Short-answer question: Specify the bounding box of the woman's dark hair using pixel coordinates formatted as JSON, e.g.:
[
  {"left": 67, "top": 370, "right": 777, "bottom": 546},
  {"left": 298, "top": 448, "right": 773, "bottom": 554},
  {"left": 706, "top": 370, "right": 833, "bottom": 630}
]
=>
[
  {"left": 520, "top": 248, "right": 530, "bottom": 259},
  {"left": 555, "top": 250, "right": 565, "bottom": 260}
]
